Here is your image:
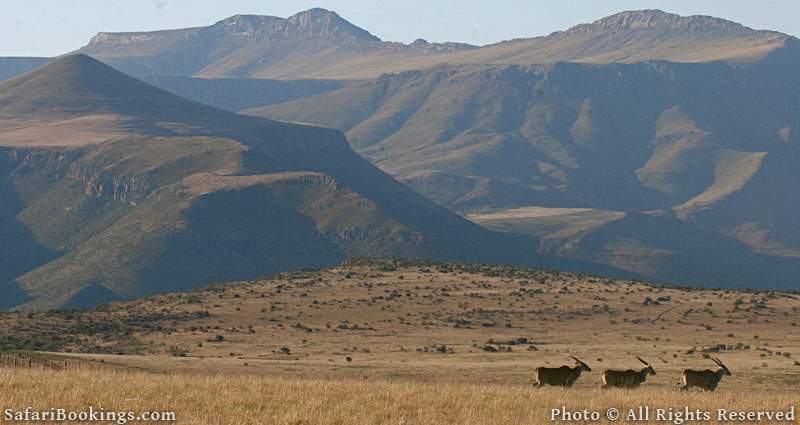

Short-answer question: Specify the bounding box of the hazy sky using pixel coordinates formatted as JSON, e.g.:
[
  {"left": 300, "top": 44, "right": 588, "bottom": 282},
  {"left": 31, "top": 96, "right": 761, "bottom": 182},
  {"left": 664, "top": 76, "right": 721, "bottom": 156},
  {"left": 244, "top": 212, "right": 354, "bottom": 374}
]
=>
[{"left": 3, "top": 0, "right": 799, "bottom": 57}]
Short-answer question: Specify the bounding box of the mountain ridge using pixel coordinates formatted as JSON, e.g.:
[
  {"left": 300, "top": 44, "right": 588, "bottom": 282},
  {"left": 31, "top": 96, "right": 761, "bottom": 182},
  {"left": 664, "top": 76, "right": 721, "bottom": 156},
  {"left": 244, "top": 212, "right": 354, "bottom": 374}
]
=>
[
  {"left": 2, "top": 8, "right": 799, "bottom": 298},
  {"left": 63, "top": 8, "right": 795, "bottom": 80},
  {"left": 88, "top": 8, "right": 381, "bottom": 46},
  {"left": 250, "top": 58, "right": 800, "bottom": 289},
  {"left": 565, "top": 9, "right": 782, "bottom": 35},
  {"left": 1, "top": 9, "right": 793, "bottom": 82},
  {"left": 0, "top": 54, "right": 566, "bottom": 310}
]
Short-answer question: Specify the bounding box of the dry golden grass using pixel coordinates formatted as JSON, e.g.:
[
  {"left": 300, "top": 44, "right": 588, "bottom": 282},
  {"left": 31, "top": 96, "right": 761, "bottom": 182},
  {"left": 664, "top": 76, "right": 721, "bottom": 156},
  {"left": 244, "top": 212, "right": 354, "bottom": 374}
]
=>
[
  {"left": 0, "top": 115, "right": 129, "bottom": 147},
  {"left": 0, "top": 367, "right": 797, "bottom": 425},
  {"left": 4, "top": 261, "right": 800, "bottom": 386},
  {"left": 468, "top": 207, "right": 602, "bottom": 220},
  {"left": 2, "top": 261, "right": 799, "bottom": 423}
]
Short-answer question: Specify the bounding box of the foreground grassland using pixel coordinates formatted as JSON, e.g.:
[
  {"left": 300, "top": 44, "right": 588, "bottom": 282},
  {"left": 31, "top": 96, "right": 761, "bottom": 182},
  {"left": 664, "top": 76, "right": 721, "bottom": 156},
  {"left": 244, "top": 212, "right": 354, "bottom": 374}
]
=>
[
  {"left": 1, "top": 260, "right": 799, "bottom": 423},
  {"left": 0, "top": 368, "right": 797, "bottom": 425}
]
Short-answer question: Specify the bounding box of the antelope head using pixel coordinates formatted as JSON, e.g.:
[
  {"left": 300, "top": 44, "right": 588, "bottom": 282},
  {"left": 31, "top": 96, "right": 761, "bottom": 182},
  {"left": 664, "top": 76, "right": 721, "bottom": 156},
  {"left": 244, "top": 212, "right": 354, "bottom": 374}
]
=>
[
  {"left": 571, "top": 356, "right": 592, "bottom": 372},
  {"left": 711, "top": 357, "right": 731, "bottom": 376},
  {"left": 636, "top": 356, "right": 656, "bottom": 376}
]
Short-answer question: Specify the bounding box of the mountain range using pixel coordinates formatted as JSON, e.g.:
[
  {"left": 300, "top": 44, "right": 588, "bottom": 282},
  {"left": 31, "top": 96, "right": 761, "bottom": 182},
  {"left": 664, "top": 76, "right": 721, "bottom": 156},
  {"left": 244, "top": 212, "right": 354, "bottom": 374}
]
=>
[
  {"left": 3, "top": 9, "right": 790, "bottom": 81},
  {"left": 251, "top": 58, "right": 800, "bottom": 289},
  {"left": 1, "top": 8, "right": 798, "bottom": 299},
  {"left": 74, "top": 9, "right": 796, "bottom": 79},
  {"left": 1, "top": 54, "right": 571, "bottom": 310}
]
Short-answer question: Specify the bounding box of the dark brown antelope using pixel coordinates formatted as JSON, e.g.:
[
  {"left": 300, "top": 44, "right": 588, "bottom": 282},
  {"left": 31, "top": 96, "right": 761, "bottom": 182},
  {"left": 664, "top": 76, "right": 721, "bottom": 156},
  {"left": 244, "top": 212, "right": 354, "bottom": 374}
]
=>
[
  {"left": 601, "top": 356, "right": 656, "bottom": 389},
  {"left": 679, "top": 357, "right": 731, "bottom": 392},
  {"left": 532, "top": 356, "right": 592, "bottom": 388}
]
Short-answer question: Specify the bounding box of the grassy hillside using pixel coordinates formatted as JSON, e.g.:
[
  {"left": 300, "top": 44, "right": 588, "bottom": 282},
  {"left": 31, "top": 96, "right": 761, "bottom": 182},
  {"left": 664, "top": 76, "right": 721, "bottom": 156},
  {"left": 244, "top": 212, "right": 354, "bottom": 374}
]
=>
[
  {"left": 439, "top": 10, "right": 790, "bottom": 67},
  {"left": 1, "top": 260, "right": 798, "bottom": 422},
  {"left": 252, "top": 60, "right": 800, "bottom": 211},
  {"left": 472, "top": 209, "right": 800, "bottom": 290},
  {"left": 0, "top": 55, "right": 549, "bottom": 310},
  {"left": 250, "top": 56, "right": 800, "bottom": 289},
  {"left": 1, "top": 368, "right": 796, "bottom": 425}
]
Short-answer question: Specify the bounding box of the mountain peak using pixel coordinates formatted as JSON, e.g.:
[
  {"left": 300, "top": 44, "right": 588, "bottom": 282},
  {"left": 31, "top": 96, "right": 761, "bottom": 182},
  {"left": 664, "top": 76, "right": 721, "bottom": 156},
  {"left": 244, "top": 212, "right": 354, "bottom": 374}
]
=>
[
  {"left": 26, "top": 53, "right": 104, "bottom": 78},
  {"left": 210, "top": 9, "right": 378, "bottom": 42},
  {"left": 289, "top": 7, "right": 340, "bottom": 19},
  {"left": 0, "top": 54, "right": 202, "bottom": 118},
  {"left": 1, "top": 53, "right": 130, "bottom": 99},
  {"left": 567, "top": 9, "right": 776, "bottom": 36},
  {"left": 286, "top": 8, "right": 379, "bottom": 41},
  {"left": 217, "top": 14, "right": 283, "bottom": 27}
]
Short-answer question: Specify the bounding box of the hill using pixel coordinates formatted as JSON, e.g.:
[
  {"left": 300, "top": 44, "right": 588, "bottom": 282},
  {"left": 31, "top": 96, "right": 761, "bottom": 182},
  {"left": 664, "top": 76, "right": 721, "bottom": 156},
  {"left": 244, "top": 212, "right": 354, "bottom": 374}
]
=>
[
  {"left": 2, "top": 259, "right": 798, "bottom": 389},
  {"left": 249, "top": 56, "right": 800, "bottom": 289},
  {"left": 66, "top": 9, "right": 794, "bottom": 80},
  {"left": 0, "top": 67, "right": 346, "bottom": 113},
  {"left": 2, "top": 260, "right": 798, "bottom": 423},
  {"left": 0, "top": 55, "right": 552, "bottom": 310}
]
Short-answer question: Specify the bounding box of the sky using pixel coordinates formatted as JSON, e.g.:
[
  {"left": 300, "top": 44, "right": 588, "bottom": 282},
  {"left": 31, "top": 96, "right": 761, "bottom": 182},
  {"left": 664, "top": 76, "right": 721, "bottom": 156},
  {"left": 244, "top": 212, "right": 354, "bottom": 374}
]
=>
[{"left": 2, "top": 0, "right": 799, "bottom": 57}]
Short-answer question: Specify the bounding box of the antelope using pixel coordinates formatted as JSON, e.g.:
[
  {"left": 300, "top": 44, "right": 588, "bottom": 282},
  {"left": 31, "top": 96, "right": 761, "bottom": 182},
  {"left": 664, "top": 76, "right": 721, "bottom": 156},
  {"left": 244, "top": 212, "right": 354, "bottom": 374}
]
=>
[
  {"left": 532, "top": 356, "right": 592, "bottom": 387},
  {"left": 601, "top": 356, "right": 656, "bottom": 389},
  {"left": 679, "top": 357, "right": 731, "bottom": 392}
]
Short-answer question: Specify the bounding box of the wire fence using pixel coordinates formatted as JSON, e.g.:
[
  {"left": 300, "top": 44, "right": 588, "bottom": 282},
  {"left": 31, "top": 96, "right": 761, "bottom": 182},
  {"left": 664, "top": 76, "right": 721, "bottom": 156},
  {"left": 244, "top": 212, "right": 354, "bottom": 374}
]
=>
[{"left": 0, "top": 353, "right": 106, "bottom": 370}]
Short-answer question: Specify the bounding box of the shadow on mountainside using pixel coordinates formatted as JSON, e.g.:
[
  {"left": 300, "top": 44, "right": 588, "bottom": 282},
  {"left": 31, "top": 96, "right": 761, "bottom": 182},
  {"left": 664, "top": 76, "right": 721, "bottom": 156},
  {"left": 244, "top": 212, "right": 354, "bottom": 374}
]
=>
[{"left": 0, "top": 156, "right": 59, "bottom": 309}]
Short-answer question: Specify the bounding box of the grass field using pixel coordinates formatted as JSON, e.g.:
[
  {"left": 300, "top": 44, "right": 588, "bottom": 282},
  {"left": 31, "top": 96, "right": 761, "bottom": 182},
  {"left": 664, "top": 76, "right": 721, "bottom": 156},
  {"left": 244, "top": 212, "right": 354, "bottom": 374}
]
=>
[
  {"left": 0, "top": 368, "right": 797, "bottom": 425},
  {"left": 1, "top": 260, "right": 799, "bottom": 423}
]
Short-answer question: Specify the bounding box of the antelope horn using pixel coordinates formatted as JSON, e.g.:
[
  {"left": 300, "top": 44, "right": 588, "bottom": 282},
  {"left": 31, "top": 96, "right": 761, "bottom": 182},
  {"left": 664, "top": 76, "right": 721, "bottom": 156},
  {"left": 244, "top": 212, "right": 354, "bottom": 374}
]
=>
[
  {"left": 636, "top": 356, "right": 649, "bottom": 366},
  {"left": 710, "top": 357, "right": 723, "bottom": 367},
  {"left": 570, "top": 355, "right": 586, "bottom": 365}
]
